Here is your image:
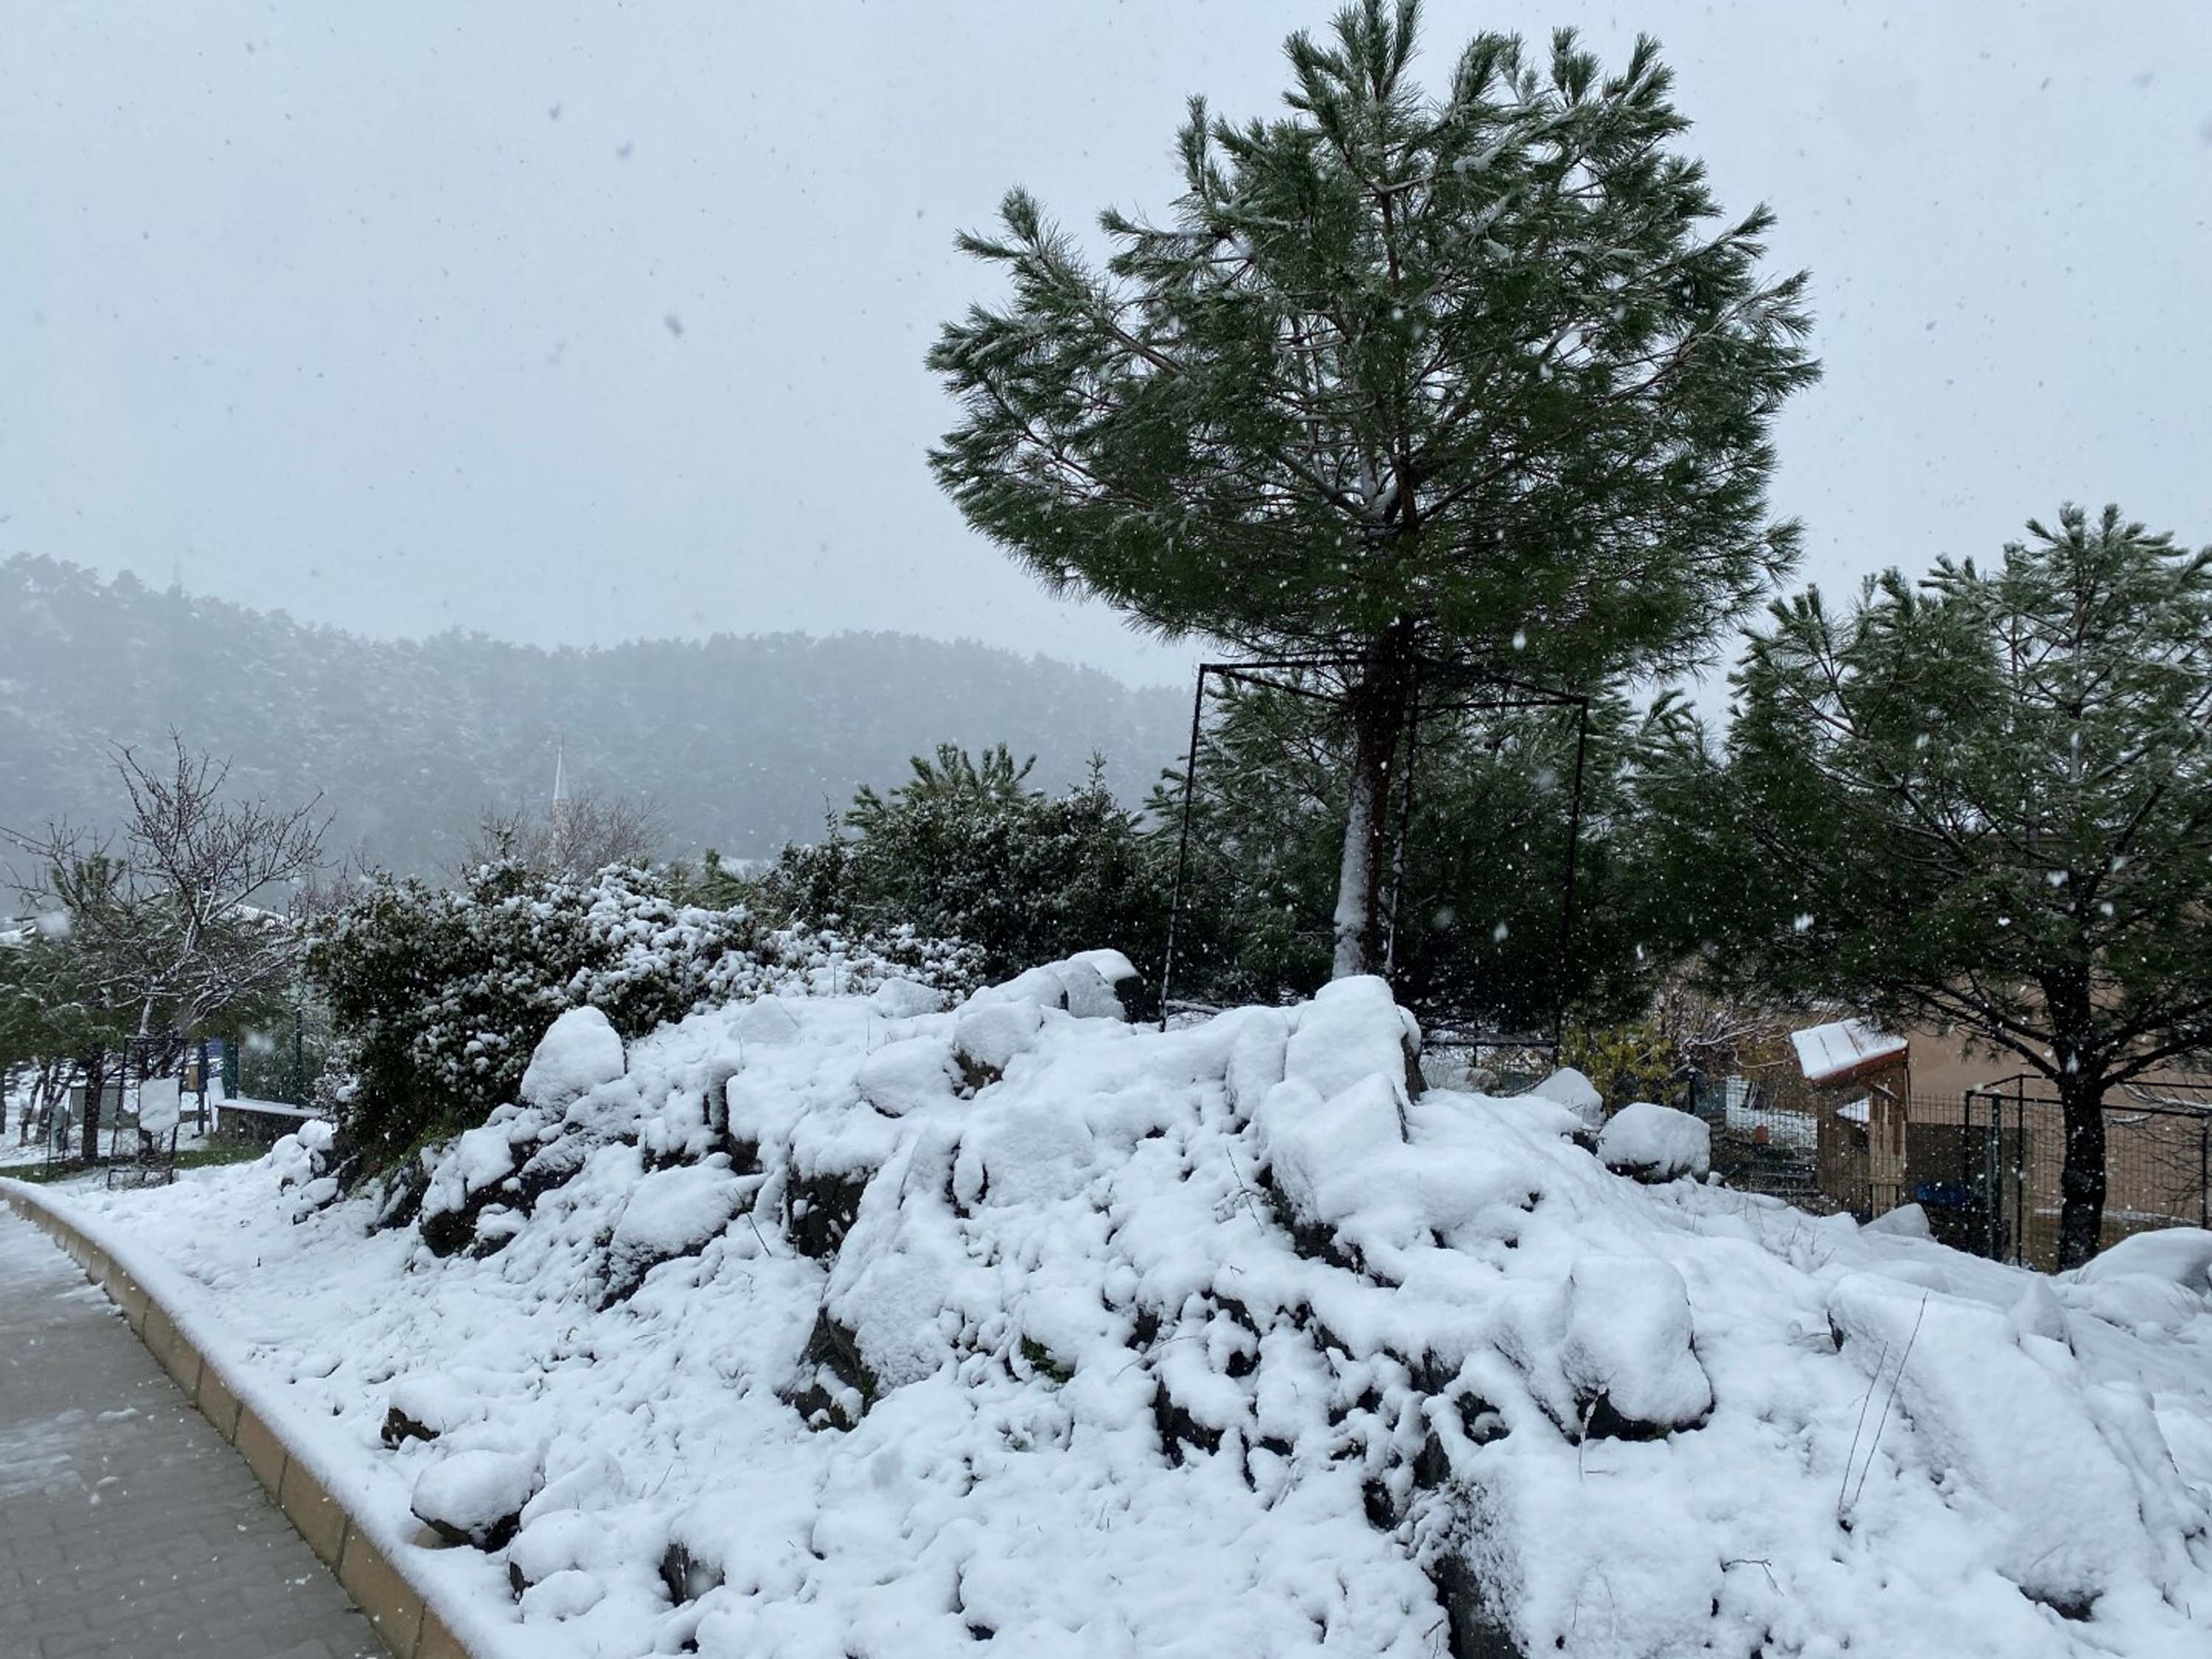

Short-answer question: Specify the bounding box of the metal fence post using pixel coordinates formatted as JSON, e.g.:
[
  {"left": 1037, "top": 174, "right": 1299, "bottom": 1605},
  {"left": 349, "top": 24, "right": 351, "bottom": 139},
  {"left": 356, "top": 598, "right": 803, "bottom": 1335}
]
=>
[
  {"left": 1158, "top": 666, "right": 1208, "bottom": 1032},
  {"left": 1991, "top": 1093, "right": 2008, "bottom": 1256}
]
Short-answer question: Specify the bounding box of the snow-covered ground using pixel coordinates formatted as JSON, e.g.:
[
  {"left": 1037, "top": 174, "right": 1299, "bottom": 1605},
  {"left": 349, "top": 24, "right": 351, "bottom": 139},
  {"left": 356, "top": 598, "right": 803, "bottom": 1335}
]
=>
[
  {"left": 23, "top": 964, "right": 2212, "bottom": 1658},
  {"left": 0, "top": 1102, "right": 223, "bottom": 1171}
]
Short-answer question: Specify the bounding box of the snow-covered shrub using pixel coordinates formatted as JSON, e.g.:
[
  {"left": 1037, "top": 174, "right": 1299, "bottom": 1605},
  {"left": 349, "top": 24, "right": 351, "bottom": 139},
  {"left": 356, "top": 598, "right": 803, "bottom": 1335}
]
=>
[
  {"left": 307, "top": 858, "right": 974, "bottom": 1161},
  {"left": 520, "top": 1006, "right": 627, "bottom": 1108}
]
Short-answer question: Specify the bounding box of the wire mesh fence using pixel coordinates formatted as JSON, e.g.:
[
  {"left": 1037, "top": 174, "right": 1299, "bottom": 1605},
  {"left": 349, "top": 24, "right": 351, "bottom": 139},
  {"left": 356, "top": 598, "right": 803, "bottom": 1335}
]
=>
[{"left": 1960, "top": 1077, "right": 2211, "bottom": 1271}]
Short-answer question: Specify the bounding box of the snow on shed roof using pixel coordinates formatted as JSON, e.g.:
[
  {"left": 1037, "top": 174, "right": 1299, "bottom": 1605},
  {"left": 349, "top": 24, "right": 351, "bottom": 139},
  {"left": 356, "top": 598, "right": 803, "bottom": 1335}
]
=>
[{"left": 1790, "top": 1018, "right": 1907, "bottom": 1086}]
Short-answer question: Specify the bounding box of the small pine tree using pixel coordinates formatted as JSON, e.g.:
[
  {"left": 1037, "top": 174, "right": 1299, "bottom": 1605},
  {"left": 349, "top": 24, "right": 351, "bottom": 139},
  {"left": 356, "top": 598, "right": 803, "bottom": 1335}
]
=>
[{"left": 1722, "top": 506, "right": 2212, "bottom": 1267}]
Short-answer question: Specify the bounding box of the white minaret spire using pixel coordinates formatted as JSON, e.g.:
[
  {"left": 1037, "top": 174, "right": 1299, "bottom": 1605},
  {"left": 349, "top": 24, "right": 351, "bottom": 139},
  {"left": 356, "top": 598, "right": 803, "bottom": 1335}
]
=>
[{"left": 552, "top": 734, "right": 566, "bottom": 806}]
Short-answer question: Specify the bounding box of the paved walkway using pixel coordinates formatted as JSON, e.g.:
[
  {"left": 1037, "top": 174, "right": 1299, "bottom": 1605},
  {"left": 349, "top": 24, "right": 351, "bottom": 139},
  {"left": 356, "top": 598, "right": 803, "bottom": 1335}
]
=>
[{"left": 0, "top": 1205, "right": 382, "bottom": 1658}]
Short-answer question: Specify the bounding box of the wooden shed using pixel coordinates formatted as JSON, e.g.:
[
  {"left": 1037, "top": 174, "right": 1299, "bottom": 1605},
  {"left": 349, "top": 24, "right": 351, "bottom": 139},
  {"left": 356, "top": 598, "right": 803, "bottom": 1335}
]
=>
[{"left": 1792, "top": 1018, "right": 1911, "bottom": 1216}]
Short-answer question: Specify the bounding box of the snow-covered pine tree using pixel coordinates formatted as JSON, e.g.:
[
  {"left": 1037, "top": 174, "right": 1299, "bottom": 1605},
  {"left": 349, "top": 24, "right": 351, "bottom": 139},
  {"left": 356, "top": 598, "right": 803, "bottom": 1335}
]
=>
[
  {"left": 1725, "top": 506, "right": 2212, "bottom": 1267},
  {"left": 930, "top": 0, "right": 1816, "bottom": 976}
]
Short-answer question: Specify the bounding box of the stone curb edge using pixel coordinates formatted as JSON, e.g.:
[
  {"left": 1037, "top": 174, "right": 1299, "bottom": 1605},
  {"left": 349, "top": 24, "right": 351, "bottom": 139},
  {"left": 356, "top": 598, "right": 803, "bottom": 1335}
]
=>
[{"left": 1, "top": 1183, "right": 480, "bottom": 1659}]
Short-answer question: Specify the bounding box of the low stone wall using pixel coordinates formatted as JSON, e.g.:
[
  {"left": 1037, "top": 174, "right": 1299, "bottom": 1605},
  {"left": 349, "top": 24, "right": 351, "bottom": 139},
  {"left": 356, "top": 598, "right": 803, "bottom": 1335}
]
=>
[{"left": 0, "top": 1182, "right": 479, "bottom": 1659}]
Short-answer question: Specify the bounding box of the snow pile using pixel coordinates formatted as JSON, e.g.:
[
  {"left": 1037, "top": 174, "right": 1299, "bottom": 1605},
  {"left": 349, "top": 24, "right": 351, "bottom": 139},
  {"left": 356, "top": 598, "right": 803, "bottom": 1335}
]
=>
[
  {"left": 518, "top": 1006, "right": 625, "bottom": 1108},
  {"left": 1595, "top": 1100, "right": 1711, "bottom": 1182},
  {"left": 265, "top": 1116, "right": 341, "bottom": 1220},
  {"left": 53, "top": 960, "right": 2212, "bottom": 1659},
  {"left": 413, "top": 1449, "right": 543, "bottom": 1549},
  {"left": 1526, "top": 1064, "right": 1603, "bottom": 1133}
]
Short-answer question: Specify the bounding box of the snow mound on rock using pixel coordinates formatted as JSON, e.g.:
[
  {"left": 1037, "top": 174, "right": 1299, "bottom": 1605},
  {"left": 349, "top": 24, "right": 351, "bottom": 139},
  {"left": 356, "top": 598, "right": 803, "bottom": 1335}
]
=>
[
  {"left": 411, "top": 1448, "right": 543, "bottom": 1549},
  {"left": 1865, "top": 1200, "right": 1932, "bottom": 1237},
  {"left": 382, "top": 1372, "right": 483, "bottom": 1445},
  {"left": 80, "top": 956, "right": 2212, "bottom": 1659},
  {"left": 2070, "top": 1226, "right": 2212, "bottom": 1295},
  {"left": 1558, "top": 1256, "right": 1713, "bottom": 1436},
  {"left": 1596, "top": 1100, "right": 1711, "bottom": 1181},
  {"left": 603, "top": 1158, "right": 751, "bottom": 1304},
  {"left": 521, "top": 1006, "right": 626, "bottom": 1108},
  {"left": 1528, "top": 1064, "right": 1604, "bottom": 1132}
]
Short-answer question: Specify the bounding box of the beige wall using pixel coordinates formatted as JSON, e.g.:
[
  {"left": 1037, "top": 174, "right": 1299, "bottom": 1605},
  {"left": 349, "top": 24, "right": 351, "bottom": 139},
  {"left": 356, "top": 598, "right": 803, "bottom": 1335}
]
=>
[{"left": 1903, "top": 1022, "right": 2210, "bottom": 1103}]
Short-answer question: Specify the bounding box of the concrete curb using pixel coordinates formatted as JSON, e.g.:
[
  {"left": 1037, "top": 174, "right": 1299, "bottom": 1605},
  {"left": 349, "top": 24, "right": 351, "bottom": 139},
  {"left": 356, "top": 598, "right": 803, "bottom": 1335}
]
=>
[{"left": 2, "top": 1182, "right": 482, "bottom": 1659}]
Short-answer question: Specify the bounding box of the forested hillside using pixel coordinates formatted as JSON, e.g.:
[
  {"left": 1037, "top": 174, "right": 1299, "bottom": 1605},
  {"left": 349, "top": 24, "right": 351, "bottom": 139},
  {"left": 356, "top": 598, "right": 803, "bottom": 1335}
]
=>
[{"left": 0, "top": 555, "right": 1186, "bottom": 872}]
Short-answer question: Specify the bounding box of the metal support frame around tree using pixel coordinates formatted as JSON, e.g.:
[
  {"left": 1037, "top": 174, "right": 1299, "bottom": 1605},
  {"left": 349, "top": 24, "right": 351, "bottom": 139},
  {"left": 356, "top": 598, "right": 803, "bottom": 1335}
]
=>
[
  {"left": 1158, "top": 651, "right": 1591, "bottom": 1046},
  {"left": 35, "top": 1032, "right": 186, "bottom": 1179},
  {"left": 105, "top": 1032, "right": 187, "bottom": 1189}
]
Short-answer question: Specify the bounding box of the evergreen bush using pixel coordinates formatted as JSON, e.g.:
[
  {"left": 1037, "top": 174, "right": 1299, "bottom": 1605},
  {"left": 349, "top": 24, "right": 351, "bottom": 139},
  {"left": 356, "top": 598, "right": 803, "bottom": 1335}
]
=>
[{"left": 754, "top": 745, "right": 1174, "bottom": 995}]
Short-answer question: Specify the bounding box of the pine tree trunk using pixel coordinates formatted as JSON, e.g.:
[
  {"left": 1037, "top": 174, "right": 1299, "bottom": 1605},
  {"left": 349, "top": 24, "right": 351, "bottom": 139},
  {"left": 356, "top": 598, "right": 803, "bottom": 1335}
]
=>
[
  {"left": 2045, "top": 968, "right": 2107, "bottom": 1270},
  {"left": 2053, "top": 1062, "right": 2107, "bottom": 1271},
  {"left": 1331, "top": 633, "right": 1416, "bottom": 980}
]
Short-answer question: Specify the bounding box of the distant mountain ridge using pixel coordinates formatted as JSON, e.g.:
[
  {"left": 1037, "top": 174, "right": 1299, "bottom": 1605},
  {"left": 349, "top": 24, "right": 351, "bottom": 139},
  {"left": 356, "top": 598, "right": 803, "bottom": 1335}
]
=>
[{"left": 0, "top": 554, "right": 1189, "bottom": 874}]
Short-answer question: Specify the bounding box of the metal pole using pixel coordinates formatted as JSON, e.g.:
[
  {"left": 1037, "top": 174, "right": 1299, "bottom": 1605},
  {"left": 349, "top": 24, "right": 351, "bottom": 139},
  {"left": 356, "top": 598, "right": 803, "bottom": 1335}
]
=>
[
  {"left": 1551, "top": 699, "right": 1593, "bottom": 1049},
  {"left": 1158, "top": 666, "right": 1210, "bottom": 1032},
  {"left": 111, "top": 1043, "right": 127, "bottom": 1164},
  {"left": 2199, "top": 1116, "right": 2208, "bottom": 1232},
  {"left": 1993, "top": 1082, "right": 2004, "bottom": 1262}
]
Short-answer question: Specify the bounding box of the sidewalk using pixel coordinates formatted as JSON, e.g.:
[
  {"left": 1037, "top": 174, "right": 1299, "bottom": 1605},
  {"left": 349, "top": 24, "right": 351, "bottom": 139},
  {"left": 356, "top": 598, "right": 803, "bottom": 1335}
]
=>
[{"left": 0, "top": 1206, "right": 383, "bottom": 1658}]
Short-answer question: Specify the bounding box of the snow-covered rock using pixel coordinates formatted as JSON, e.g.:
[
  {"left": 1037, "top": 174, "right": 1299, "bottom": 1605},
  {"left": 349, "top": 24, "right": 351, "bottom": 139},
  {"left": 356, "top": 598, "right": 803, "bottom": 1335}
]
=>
[
  {"left": 852, "top": 1035, "right": 959, "bottom": 1117},
  {"left": 950, "top": 995, "right": 1042, "bottom": 1085},
  {"left": 603, "top": 1159, "right": 748, "bottom": 1304},
  {"left": 1528, "top": 1065, "right": 1604, "bottom": 1133},
  {"left": 1055, "top": 948, "right": 1136, "bottom": 1018},
  {"left": 2068, "top": 1225, "right": 2212, "bottom": 1295},
  {"left": 1827, "top": 1273, "right": 2163, "bottom": 1610},
  {"left": 868, "top": 977, "right": 944, "bottom": 1019},
  {"left": 964, "top": 948, "right": 1135, "bottom": 1020},
  {"left": 734, "top": 995, "right": 804, "bottom": 1047},
  {"left": 1559, "top": 1256, "right": 1714, "bottom": 1437},
  {"left": 508, "top": 1507, "right": 616, "bottom": 1590},
  {"left": 521, "top": 1006, "right": 626, "bottom": 1108},
  {"left": 1284, "top": 973, "right": 1419, "bottom": 1103},
  {"left": 381, "top": 1372, "right": 483, "bottom": 1447},
  {"left": 411, "top": 1449, "right": 543, "bottom": 1549},
  {"left": 1595, "top": 1100, "right": 1711, "bottom": 1182}
]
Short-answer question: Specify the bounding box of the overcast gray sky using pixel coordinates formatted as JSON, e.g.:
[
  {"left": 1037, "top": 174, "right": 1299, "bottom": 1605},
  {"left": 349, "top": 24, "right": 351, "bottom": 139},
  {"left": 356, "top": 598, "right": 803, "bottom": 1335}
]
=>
[{"left": 5, "top": 1, "right": 2208, "bottom": 692}]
